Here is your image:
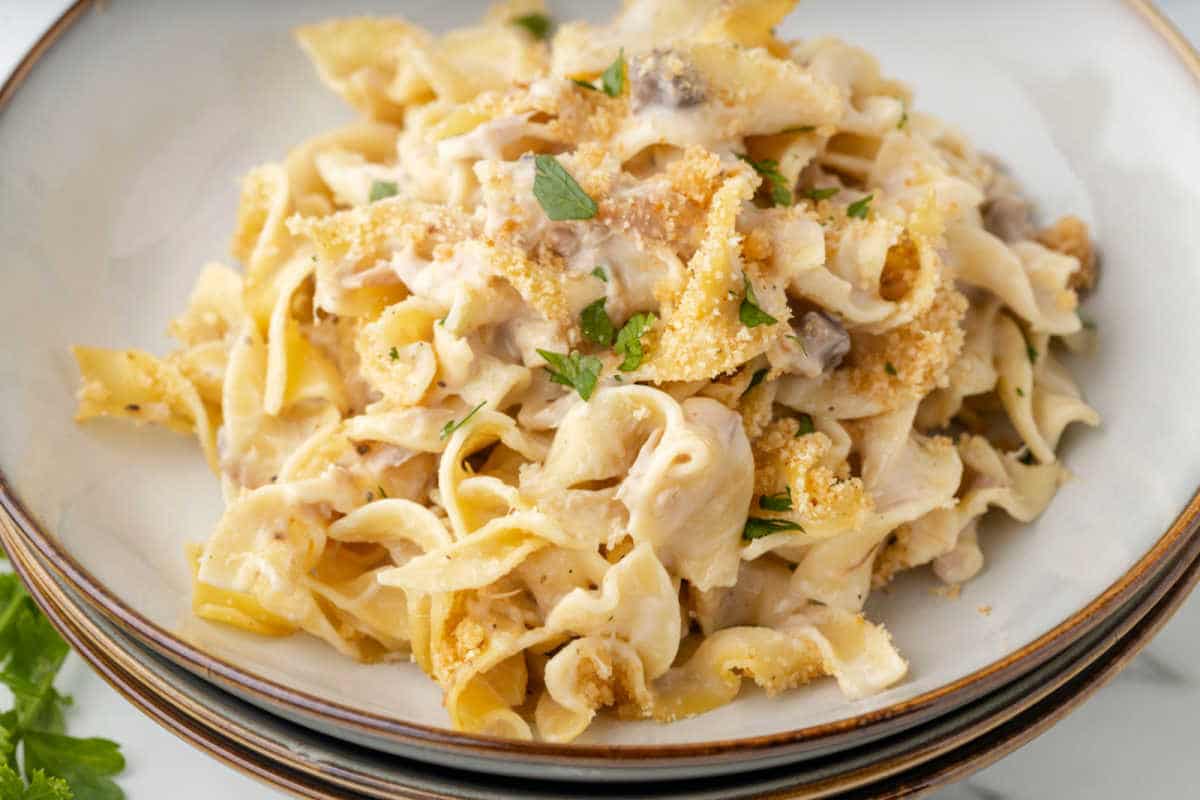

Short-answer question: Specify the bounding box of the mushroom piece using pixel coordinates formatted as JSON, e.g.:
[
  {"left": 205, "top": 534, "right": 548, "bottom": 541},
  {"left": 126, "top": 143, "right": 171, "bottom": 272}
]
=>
[
  {"left": 630, "top": 50, "right": 707, "bottom": 112},
  {"left": 780, "top": 311, "right": 851, "bottom": 378},
  {"left": 981, "top": 160, "right": 1034, "bottom": 243}
]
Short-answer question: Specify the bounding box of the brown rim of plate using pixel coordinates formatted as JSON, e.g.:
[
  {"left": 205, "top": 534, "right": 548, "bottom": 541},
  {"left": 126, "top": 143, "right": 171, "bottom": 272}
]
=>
[
  {"left": 12, "top": 505, "right": 1200, "bottom": 800},
  {"left": 2, "top": 0, "right": 1199, "bottom": 765}
]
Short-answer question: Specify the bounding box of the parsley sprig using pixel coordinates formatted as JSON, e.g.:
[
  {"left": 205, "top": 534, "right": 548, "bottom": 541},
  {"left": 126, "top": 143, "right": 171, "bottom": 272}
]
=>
[
  {"left": 743, "top": 517, "right": 804, "bottom": 541},
  {"left": 738, "top": 154, "right": 793, "bottom": 207},
  {"left": 532, "top": 155, "right": 597, "bottom": 221},
  {"left": 0, "top": 572, "right": 125, "bottom": 799},
  {"left": 739, "top": 277, "right": 778, "bottom": 328},
  {"left": 538, "top": 349, "right": 602, "bottom": 400},
  {"left": 794, "top": 413, "right": 815, "bottom": 437},
  {"left": 368, "top": 180, "right": 398, "bottom": 203},
  {"left": 440, "top": 401, "right": 486, "bottom": 440},
  {"left": 580, "top": 299, "right": 615, "bottom": 346},
  {"left": 846, "top": 194, "right": 873, "bottom": 219},
  {"left": 601, "top": 50, "right": 626, "bottom": 98},
  {"left": 511, "top": 12, "right": 553, "bottom": 40},
  {"left": 758, "top": 487, "right": 793, "bottom": 512},
  {"left": 614, "top": 312, "right": 656, "bottom": 371}
]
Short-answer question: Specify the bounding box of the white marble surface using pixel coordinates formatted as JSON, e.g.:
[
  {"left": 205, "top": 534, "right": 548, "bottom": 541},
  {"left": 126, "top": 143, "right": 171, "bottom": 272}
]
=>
[{"left": 2, "top": 1, "right": 1199, "bottom": 797}]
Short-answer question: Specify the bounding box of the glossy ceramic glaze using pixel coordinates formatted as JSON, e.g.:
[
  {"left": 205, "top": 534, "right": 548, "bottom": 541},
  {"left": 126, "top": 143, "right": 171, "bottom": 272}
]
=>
[
  {"left": 7, "top": 521, "right": 1200, "bottom": 800},
  {"left": 2, "top": 0, "right": 1200, "bottom": 779}
]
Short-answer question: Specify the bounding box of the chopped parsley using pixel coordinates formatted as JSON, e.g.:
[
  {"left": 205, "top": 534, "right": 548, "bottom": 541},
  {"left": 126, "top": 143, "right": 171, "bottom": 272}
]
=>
[
  {"left": 846, "top": 194, "right": 874, "bottom": 219},
  {"left": 743, "top": 517, "right": 804, "bottom": 541},
  {"left": 1026, "top": 342, "right": 1039, "bottom": 364},
  {"left": 440, "top": 401, "right": 486, "bottom": 440},
  {"left": 580, "top": 298, "right": 615, "bottom": 346},
  {"left": 898, "top": 110, "right": 909, "bottom": 129},
  {"left": 614, "top": 312, "right": 656, "bottom": 371},
  {"left": 742, "top": 368, "right": 768, "bottom": 396},
  {"left": 538, "top": 349, "right": 602, "bottom": 400},
  {"left": 511, "top": 12, "right": 552, "bottom": 40},
  {"left": 782, "top": 125, "right": 816, "bottom": 134},
  {"left": 1016, "top": 386, "right": 1026, "bottom": 398},
  {"left": 388, "top": 346, "right": 400, "bottom": 362},
  {"left": 572, "top": 78, "right": 598, "bottom": 91},
  {"left": 376, "top": 485, "right": 388, "bottom": 499},
  {"left": 884, "top": 361, "right": 898, "bottom": 376},
  {"left": 737, "top": 154, "right": 792, "bottom": 207},
  {"left": 591, "top": 266, "right": 608, "bottom": 282},
  {"left": 739, "top": 276, "right": 778, "bottom": 328},
  {"left": 368, "top": 180, "right": 399, "bottom": 203},
  {"left": 758, "top": 487, "right": 793, "bottom": 512},
  {"left": 532, "top": 154, "right": 597, "bottom": 221},
  {"left": 0, "top": 572, "right": 126, "bottom": 798},
  {"left": 803, "top": 186, "right": 839, "bottom": 202},
  {"left": 601, "top": 49, "right": 626, "bottom": 97},
  {"left": 795, "top": 413, "right": 815, "bottom": 436}
]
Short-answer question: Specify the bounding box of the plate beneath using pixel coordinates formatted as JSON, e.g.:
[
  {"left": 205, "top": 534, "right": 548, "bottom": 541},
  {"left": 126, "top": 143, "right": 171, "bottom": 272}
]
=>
[{"left": 2, "top": 0, "right": 1200, "bottom": 778}]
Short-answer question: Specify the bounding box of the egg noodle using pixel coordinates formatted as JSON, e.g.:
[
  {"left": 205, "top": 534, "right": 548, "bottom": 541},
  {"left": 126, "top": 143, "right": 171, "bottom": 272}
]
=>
[{"left": 72, "top": 0, "right": 1100, "bottom": 742}]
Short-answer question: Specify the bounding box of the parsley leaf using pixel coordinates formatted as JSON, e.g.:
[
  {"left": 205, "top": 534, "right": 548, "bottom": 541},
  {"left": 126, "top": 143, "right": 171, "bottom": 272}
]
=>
[
  {"left": 897, "top": 110, "right": 908, "bottom": 129},
  {"left": 1016, "top": 386, "right": 1025, "bottom": 398},
  {"left": 803, "top": 186, "right": 839, "bottom": 201},
  {"left": 758, "top": 487, "right": 793, "bottom": 512},
  {"left": 511, "top": 12, "right": 552, "bottom": 40},
  {"left": 571, "top": 78, "right": 597, "bottom": 91},
  {"left": 614, "top": 312, "right": 656, "bottom": 371},
  {"left": 601, "top": 49, "right": 626, "bottom": 97},
  {"left": 538, "top": 350, "right": 602, "bottom": 400},
  {"left": 742, "top": 368, "right": 768, "bottom": 397},
  {"left": 24, "top": 733, "right": 124, "bottom": 800},
  {"left": 738, "top": 154, "right": 792, "bottom": 207},
  {"left": 532, "top": 155, "right": 598, "bottom": 221},
  {"left": 580, "top": 298, "right": 615, "bottom": 346},
  {"left": 0, "top": 764, "right": 71, "bottom": 800},
  {"left": 782, "top": 125, "right": 816, "bottom": 134},
  {"left": 388, "top": 346, "right": 400, "bottom": 362},
  {"left": 739, "top": 277, "right": 778, "bottom": 328},
  {"left": 0, "top": 573, "right": 126, "bottom": 799},
  {"left": 441, "top": 401, "right": 486, "bottom": 440},
  {"left": 884, "top": 361, "right": 898, "bottom": 376},
  {"left": 591, "top": 266, "right": 608, "bottom": 282},
  {"left": 795, "top": 413, "right": 815, "bottom": 437},
  {"left": 1026, "top": 343, "right": 1038, "bottom": 364},
  {"left": 846, "top": 194, "right": 873, "bottom": 219},
  {"left": 743, "top": 517, "right": 804, "bottom": 541},
  {"left": 368, "top": 180, "right": 398, "bottom": 203}
]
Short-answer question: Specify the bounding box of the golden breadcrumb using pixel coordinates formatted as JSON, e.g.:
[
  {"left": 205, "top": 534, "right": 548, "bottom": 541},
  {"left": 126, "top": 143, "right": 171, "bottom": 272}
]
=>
[{"left": 1037, "top": 215, "right": 1096, "bottom": 292}]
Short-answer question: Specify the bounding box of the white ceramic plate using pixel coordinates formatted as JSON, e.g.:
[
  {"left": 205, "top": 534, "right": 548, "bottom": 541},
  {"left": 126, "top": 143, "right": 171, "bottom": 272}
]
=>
[{"left": 2, "top": 0, "right": 1199, "bottom": 780}]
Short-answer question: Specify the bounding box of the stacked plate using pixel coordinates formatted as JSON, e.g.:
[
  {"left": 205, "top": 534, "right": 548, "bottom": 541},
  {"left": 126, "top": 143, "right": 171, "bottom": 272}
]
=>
[{"left": 3, "top": 1, "right": 1200, "bottom": 798}]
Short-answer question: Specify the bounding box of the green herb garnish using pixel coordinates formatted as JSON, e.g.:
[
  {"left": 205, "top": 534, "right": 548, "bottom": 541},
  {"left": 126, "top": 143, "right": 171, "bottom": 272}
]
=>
[
  {"left": 846, "top": 194, "right": 874, "bottom": 219},
  {"left": 572, "top": 79, "right": 597, "bottom": 91},
  {"left": 742, "top": 368, "right": 768, "bottom": 396},
  {"left": 614, "top": 312, "right": 656, "bottom": 371},
  {"left": 580, "top": 298, "right": 615, "bottom": 346},
  {"left": 601, "top": 49, "right": 626, "bottom": 97},
  {"left": 440, "top": 401, "right": 486, "bottom": 440},
  {"left": 0, "top": 572, "right": 126, "bottom": 799},
  {"left": 532, "top": 155, "right": 598, "bottom": 221},
  {"left": 388, "top": 346, "right": 400, "bottom": 362},
  {"left": 795, "top": 413, "right": 815, "bottom": 436},
  {"left": 511, "top": 12, "right": 552, "bottom": 40},
  {"left": 368, "top": 180, "right": 398, "bottom": 203},
  {"left": 1026, "top": 343, "right": 1038, "bottom": 364},
  {"left": 591, "top": 266, "right": 608, "bottom": 282},
  {"left": 538, "top": 349, "right": 602, "bottom": 400},
  {"left": 898, "top": 110, "right": 908, "bottom": 129},
  {"left": 743, "top": 517, "right": 804, "bottom": 541},
  {"left": 739, "top": 277, "right": 778, "bottom": 328},
  {"left": 803, "top": 186, "right": 839, "bottom": 201},
  {"left": 1016, "top": 387, "right": 1025, "bottom": 398},
  {"left": 737, "top": 154, "right": 792, "bottom": 207},
  {"left": 884, "top": 361, "right": 898, "bottom": 376},
  {"left": 376, "top": 485, "right": 388, "bottom": 499},
  {"left": 782, "top": 125, "right": 816, "bottom": 134},
  {"left": 758, "top": 487, "right": 793, "bottom": 512}
]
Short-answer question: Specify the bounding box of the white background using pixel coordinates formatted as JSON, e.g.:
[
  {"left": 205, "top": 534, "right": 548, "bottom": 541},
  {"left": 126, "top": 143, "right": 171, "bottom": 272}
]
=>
[{"left": 2, "top": 1, "right": 1199, "bottom": 797}]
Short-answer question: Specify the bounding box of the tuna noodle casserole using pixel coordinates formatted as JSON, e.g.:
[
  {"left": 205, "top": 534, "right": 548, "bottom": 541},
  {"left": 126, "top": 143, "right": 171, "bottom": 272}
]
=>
[{"left": 72, "top": 0, "right": 1100, "bottom": 741}]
